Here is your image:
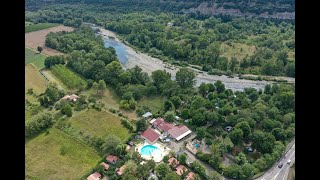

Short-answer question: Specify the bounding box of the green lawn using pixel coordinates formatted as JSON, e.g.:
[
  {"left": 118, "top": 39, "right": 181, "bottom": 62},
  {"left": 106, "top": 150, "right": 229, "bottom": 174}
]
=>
[
  {"left": 50, "top": 64, "right": 87, "bottom": 90},
  {"left": 25, "top": 128, "right": 100, "bottom": 179},
  {"left": 25, "top": 23, "right": 59, "bottom": 33},
  {"left": 25, "top": 48, "right": 47, "bottom": 69},
  {"left": 138, "top": 95, "right": 166, "bottom": 113},
  {"left": 25, "top": 64, "right": 47, "bottom": 94},
  {"left": 69, "top": 109, "right": 130, "bottom": 141}
]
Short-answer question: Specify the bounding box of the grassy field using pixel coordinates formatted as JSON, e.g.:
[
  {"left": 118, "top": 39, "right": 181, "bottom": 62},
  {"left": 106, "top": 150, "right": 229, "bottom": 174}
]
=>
[
  {"left": 25, "top": 48, "right": 46, "bottom": 69},
  {"left": 25, "top": 21, "right": 33, "bottom": 26},
  {"left": 69, "top": 109, "right": 130, "bottom": 141},
  {"left": 220, "top": 42, "right": 256, "bottom": 60},
  {"left": 25, "top": 23, "right": 59, "bottom": 33},
  {"left": 138, "top": 95, "right": 166, "bottom": 113},
  {"left": 25, "top": 128, "right": 100, "bottom": 179},
  {"left": 84, "top": 87, "right": 138, "bottom": 120},
  {"left": 25, "top": 64, "right": 47, "bottom": 94},
  {"left": 50, "top": 64, "right": 87, "bottom": 90}
]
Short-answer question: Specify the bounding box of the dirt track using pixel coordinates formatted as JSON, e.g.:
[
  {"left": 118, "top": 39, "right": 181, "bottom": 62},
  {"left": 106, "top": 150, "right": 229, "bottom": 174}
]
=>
[{"left": 25, "top": 25, "right": 74, "bottom": 56}]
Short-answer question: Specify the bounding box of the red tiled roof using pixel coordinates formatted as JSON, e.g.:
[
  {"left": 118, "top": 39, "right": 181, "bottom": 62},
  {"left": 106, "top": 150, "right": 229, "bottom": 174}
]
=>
[
  {"left": 100, "top": 162, "right": 110, "bottom": 170},
  {"left": 168, "top": 125, "right": 191, "bottom": 140},
  {"left": 152, "top": 118, "right": 164, "bottom": 126},
  {"left": 141, "top": 128, "right": 160, "bottom": 143},
  {"left": 168, "top": 157, "right": 180, "bottom": 167},
  {"left": 106, "top": 155, "right": 119, "bottom": 163},
  {"left": 157, "top": 121, "right": 175, "bottom": 132},
  {"left": 87, "top": 172, "right": 101, "bottom": 180},
  {"left": 175, "top": 165, "right": 187, "bottom": 176},
  {"left": 185, "top": 172, "right": 195, "bottom": 180},
  {"left": 116, "top": 165, "right": 127, "bottom": 176}
]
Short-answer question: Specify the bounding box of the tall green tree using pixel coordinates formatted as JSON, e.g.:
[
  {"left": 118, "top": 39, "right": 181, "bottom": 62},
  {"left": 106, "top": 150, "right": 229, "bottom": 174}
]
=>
[
  {"left": 101, "top": 134, "right": 121, "bottom": 154},
  {"left": 176, "top": 68, "right": 196, "bottom": 89}
]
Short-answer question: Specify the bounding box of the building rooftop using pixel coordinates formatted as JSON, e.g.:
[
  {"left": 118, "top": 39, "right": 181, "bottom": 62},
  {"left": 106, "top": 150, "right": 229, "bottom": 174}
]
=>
[
  {"left": 168, "top": 125, "right": 192, "bottom": 141},
  {"left": 87, "top": 172, "right": 101, "bottom": 180},
  {"left": 175, "top": 165, "right": 187, "bottom": 176},
  {"left": 141, "top": 128, "right": 161, "bottom": 143}
]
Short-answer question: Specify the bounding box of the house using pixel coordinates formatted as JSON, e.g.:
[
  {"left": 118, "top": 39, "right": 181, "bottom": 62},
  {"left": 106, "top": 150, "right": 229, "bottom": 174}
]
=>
[
  {"left": 141, "top": 128, "right": 161, "bottom": 143},
  {"left": 168, "top": 157, "right": 180, "bottom": 168},
  {"left": 116, "top": 164, "right": 127, "bottom": 176},
  {"left": 152, "top": 118, "right": 174, "bottom": 134},
  {"left": 168, "top": 125, "right": 192, "bottom": 141},
  {"left": 61, "top": 94, "right": 79, "bottom": 102},
  {"left": 100, "top": 162, "right": 110, "bottom": 171},
  {"left": 142, "top": 112, "right": 152, "bottom": 118},
  {"left": 87, "top": 172, "right": 101, "bottom": 180},
  {"left": 106, "top": 155, "right": 119, "bottom": 164},
  {"left": 185, "top": 172, "right": 195, "bottom": 180},
  {"left": 175, "top": 165, "right": 188, "bottom": 176}
]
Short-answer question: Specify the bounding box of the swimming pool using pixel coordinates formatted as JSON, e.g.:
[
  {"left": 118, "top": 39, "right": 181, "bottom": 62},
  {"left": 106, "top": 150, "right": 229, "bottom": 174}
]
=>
[{"left": 140, "top": 145, "right": 162, "bottom": 156}]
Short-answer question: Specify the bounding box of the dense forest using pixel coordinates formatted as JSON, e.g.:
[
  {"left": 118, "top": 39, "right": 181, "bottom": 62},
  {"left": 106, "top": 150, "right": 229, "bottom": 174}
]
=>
[
  {"left": 26, "top": 3, "right": 295, "bottom": 77},
  {"left": 26, "top": 0, "right": 295, "bottom": 16}
]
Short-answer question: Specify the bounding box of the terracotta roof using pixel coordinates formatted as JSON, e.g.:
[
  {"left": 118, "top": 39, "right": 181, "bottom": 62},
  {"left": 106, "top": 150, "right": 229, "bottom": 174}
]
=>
[
  {"left": 175, "top": 165, "right": 188, "bottom": 176},
  {"left": 168, "top": 157, "right": 180, "bottom": 167},
  {"left": 100, "top": 162, "right": 110, "bottom": 170},
  {"left": 106, "top": 155, "right": 119, "bottom": 164},
  {"left": 185, "top": 172, "right": 195, "bottom": 180},
  {"left": 168, "top": 125, "right": 192, "bottom": 141},
  {"left": 116, "top": 165, "right": 127, "bottom": 176},
  {"left": 141, "top": 128, "right": 160, "bottom": 143},
  {"left": 157, "top": 121, "right": 175, "bottom": 132},
  {"left": 87, "top": 172, "right": 101, "bottom": 180},
  {"left": 152, "top": 118, "right": 164, "bottom": 126}
]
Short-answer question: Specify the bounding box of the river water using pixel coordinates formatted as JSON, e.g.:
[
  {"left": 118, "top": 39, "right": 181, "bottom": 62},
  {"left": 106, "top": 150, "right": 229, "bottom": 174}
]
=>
[{"left": 87, "top": 23, "right": 294, "bottom": 92}]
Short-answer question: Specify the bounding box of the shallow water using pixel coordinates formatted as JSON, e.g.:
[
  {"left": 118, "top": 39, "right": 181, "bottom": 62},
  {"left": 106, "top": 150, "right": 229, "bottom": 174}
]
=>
[{"left": 102, "top": 37, "right": 129, "bottom": 65}]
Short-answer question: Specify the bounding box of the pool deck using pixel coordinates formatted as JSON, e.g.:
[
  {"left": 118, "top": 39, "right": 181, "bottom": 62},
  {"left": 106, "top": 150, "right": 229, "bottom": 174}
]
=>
[{"left": 136, "top": 142, "right": 170, "bottom": 163}]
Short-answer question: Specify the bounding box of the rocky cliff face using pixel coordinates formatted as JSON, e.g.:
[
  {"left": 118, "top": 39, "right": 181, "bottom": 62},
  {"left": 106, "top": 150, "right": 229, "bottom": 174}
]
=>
[{"left": 182, "top": 2, "right": 295, "bottom": 20}]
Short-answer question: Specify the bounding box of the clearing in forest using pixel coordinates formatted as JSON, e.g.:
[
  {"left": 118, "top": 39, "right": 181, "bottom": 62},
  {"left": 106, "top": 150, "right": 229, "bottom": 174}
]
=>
[
  {"left": 25, "top": 64, "right": 47, "bottom": 94},
  {"left": 25, "top": 48, "right": 47, "bottom": 69},
  {"left": 25, "top": 22, "right": 59, "bottom": 33}
]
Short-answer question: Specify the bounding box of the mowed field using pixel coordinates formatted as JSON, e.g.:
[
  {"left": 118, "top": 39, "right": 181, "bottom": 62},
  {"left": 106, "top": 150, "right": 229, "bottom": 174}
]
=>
[
  {"left": 25, "top": 64, "right": 47, "bottom": 94},
  {"left": 69, "top": 109, "right": 130, "bottom": 141},
  {"left": 50, "top": 64, "right": 87, "bottom": 90},
  {"left": 25, "top": 25, "right": 74, "bottom": 56},
  {"left": 25, "top": 48, "right": 46, "bottom": 69},
  {"left": 25, "top": 128, "right": 100, "bottom": 179},
  {"left": 25, "top": 22, "right": 59, "bottom": 33},
  {"left": 138, "top": 96, "right": 166, "bottom": 114}
]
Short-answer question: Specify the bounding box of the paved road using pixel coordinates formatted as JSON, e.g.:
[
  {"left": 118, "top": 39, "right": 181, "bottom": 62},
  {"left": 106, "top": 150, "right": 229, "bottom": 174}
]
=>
[{"left": 256, "top": 142, "right": 295, "bottom": 180}]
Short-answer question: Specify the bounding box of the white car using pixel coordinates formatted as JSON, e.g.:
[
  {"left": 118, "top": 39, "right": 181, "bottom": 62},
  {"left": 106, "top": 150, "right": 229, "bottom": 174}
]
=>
[{"left": 287, "top": 160, "right": 291, "bottom": 164}]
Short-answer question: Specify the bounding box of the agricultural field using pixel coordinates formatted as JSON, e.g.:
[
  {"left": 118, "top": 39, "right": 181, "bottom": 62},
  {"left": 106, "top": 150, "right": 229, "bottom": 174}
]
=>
[
  {"left": 25, "top": 128, "right": 100, "bottom": 179},
  {"left": 220, "top": 42, "right": 256, "bottom": 61},
  {"left": 69, "top": 109, "right": 130, "bottom": 141},
  {"left": 50, "top": 64, "right": 87, "bottom": 90},
  {"left": 25, "top": 22, "right": 59, "bottom": 33},
  {"left": 25, "top": 48, "right": 46, "bottom": 69},
  {"left": 25, "top": 64, "right": 47, "bottom": 94},
  {"left": 25, "top": 25, "right": 74, "bottom": 56},
  {"left": 138, "top": 95, "right": 166, "bottom": 114}
]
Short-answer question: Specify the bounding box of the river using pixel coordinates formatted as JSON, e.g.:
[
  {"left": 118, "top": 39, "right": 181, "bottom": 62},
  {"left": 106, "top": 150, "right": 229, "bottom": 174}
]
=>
[{"left": 88, "top": 23, "right": 294, "bottom": 92}]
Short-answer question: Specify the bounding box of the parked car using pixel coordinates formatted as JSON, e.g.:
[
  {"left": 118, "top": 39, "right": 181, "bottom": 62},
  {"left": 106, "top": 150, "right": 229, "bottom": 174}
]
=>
[
  {"left": 224, "top": 126, "right": 232, "bottom": 132},
  {"left": 287, "top": 160, "right": 292, "bottom": 165},
  {"left": 278, "top": 163, "right": 283, "bottom": 168},
  {"left": 245, "top": 146, "right": 254, "bottom": 152}
]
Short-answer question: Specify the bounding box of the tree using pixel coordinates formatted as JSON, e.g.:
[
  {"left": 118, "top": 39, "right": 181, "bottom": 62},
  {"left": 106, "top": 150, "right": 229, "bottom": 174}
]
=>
[
  {"left": 208, "top": 83, "right": 216, "bottom": 92},
  {"left": 123, "top": 160, "right": 138, "bottom": 177},
  {"left": 164, "top": 172, "right": 180, "bottom": 180},
  {"left": 235, "top": 121, "right": 251, "bottom": 138},
  {"left": 208, "top": 171, "right": 223, "bottom": 180},
  {"left": 61, "top": 103, "right": 72, "bottom": 117},
  {"left": 229, "top": 57, "right": 238, "bottom": 73},
  {"left": 252, "top": 131, "right": 276, "bottom": 154},
  {"left": 178, "top": 154, "right": 187, "bottom": 165},
  {"left": 264, "top": 84, "right": 272, "bottom": 94},
  {"left": 37, "top": 46, "right": 43, "bottom": 53},
  {"left": 152, "top": 70, "right": 171, "bottom": 90},
  {"left": 191, "top": 161, "right": 206, "bottom": 177},
  {"left": 229, "top": 128, "right": 243, "bottom": 145},
  {"left": 98, "top": 80, "right": 106, "bottom": 95},
  {"left": 170, "top": 96, "right": 182, "bottom": 109},
  {"left": 176, "top": 68, "right": 196, "bottom": 89},
  {"left": 132, "top": 151, "right": 143, "bottom": 164},
  {"left": 136, "top": 118, "right": 148, "bottom": 132},
  {"left": 239, "top": 163, "right": 256, "bottom": 179},
  {"left": 199, "top": 83, "right": 209, "bottom": 97},
  {"left": 101, "top": 134, "right": 121, "bottom": 154},
  {"left": 235, "top": 152, "right": 248, "bottom": 165},
  {"left": 196, "top": 128, "right": 206, "bottom": 140},
  {"left": 164, "top": 100, "right": 175, "bottom": 112},
  {"left": 286, "top": 63, "right": 295, "bottom": 77},
  {"left": 93, "top": 82, "right": 99, "bottom": 94},
  {"left": 115, "top": 143, "right": 127, "bottom": 157},
  {"left": 155, "top": 163, "right": 171, "bottom": 178},
  {"left": 164, "top": 111, "right": 175, "bottom": 122},
  {"left": 214, "top": 80, "right": 225, "bottom": 94},
  {"left": 271, "top": 128, "right": 287, "bottom": 141}
]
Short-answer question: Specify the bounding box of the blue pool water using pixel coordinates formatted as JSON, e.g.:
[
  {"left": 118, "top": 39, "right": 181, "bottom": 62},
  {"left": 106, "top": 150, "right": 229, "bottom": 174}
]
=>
[
  {"left": 194, "top": 143, "right": 199, "bottom": 148},
  {"left": 140, "top": 145, "right": 161, "bottom": 156}
]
